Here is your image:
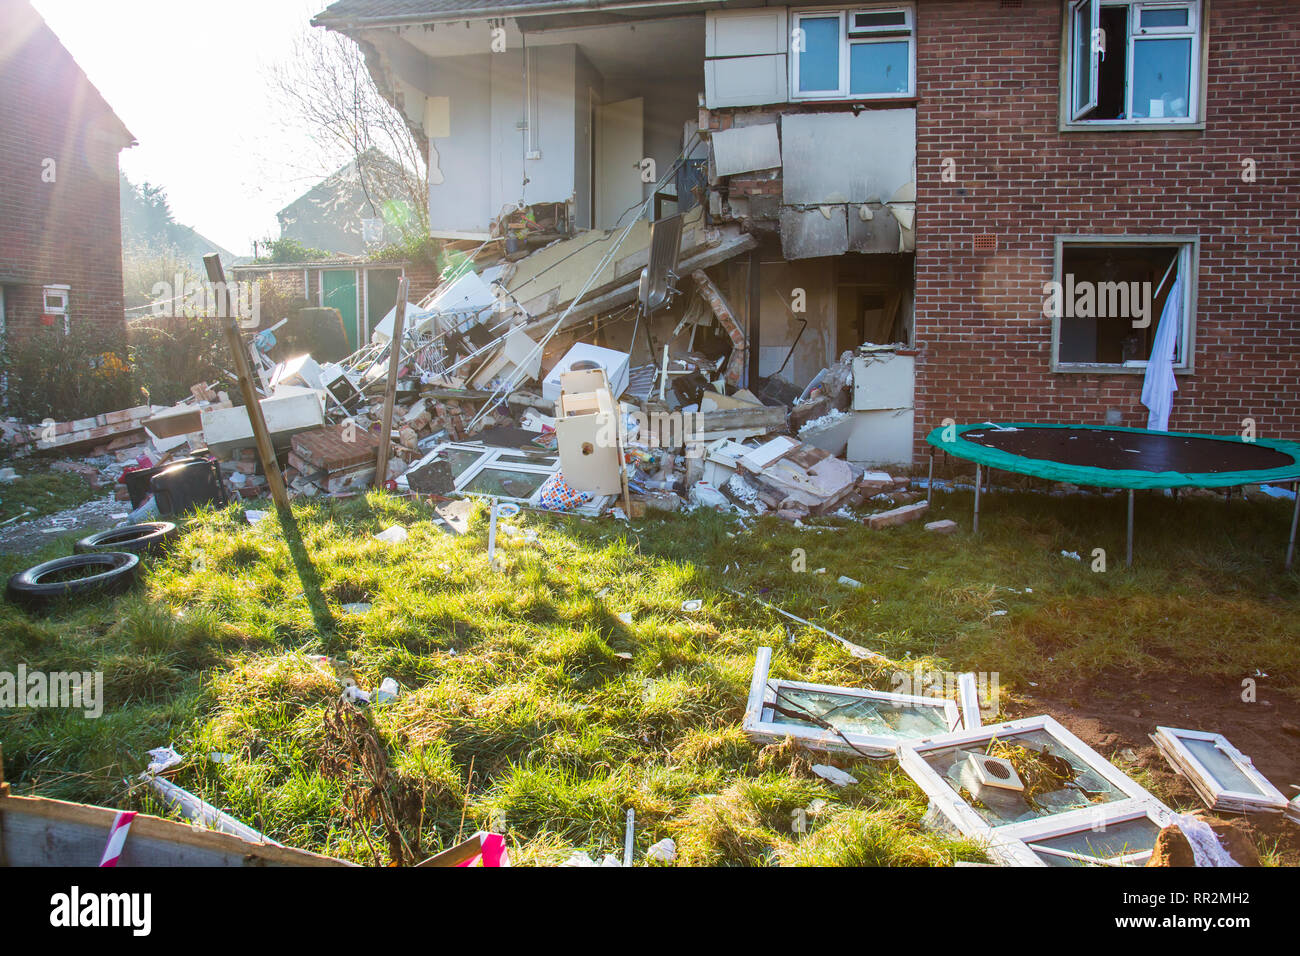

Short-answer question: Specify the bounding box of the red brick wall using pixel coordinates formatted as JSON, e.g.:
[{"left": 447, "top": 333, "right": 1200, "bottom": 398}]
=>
[
  {"left": 0, "top": 1, "right": 132, "bottom": 342},
  {"left": 914, "top": 0, "right": 1300, "bottom": 459}
]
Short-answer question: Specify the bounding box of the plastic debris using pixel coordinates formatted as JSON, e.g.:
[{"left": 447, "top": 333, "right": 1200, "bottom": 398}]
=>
[{"left": 374, "top": 525, "right": 409, "bottom": 544}]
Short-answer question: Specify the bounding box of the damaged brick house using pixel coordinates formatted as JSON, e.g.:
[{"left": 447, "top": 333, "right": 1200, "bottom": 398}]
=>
[
  {"left": 312, "top": 0, "right": 1299, "bottom": 467},
  {"left": 0, "top": 0, "right": 135, "bottom": 345}
]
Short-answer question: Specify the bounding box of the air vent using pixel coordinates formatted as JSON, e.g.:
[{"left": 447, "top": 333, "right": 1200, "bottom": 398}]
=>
[
  {"left": 1000, "top": 0, "right": 1023, "bottom": 9},
  {"left": 967, "top": 753, "right": 1025, "bottom": 791},
  {"left": 972, "top": 235, "right": 999, "bottom": 253}
]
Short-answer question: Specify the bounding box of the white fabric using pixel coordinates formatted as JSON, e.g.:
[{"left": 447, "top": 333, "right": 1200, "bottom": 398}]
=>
[
  {"left": 1141, "top": 275, "right": 1181, "bottom": 431},
  {"left": 1175, "top": 813, "right": 1241, "bottom": 867}
]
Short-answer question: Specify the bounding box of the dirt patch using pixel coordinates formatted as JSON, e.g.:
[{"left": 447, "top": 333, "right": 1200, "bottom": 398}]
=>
[
  {"left": 1009, "top": 671, "right": 1300, "bottom": 864},
  {"left": 0, "top": 495, "right": 128, "bottom": 556}
]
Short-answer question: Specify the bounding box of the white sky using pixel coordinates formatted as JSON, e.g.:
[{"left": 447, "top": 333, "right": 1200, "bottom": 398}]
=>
[{"left": 33, "top": 0, "right": 343, "bottom": 256}]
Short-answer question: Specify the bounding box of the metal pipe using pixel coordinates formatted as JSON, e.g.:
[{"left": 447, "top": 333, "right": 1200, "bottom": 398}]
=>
[
  {"left": 973, "top": 464, "right": 981, "bottom": 535},
  {"left": 927, "top": 450, "right": 934, "bottom": 506},
  {"left": 1126, "top": 489, "right": 1135, "bottom": 568},
  {"left": 1286, "top": 482, "right": 1299, "bottom": 571}
]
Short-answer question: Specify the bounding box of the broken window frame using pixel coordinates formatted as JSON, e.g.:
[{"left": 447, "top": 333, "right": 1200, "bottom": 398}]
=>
[
  {"left": 413, "top": 442, "right": 610, "bottom": 515},
  {"left": 1049, "top": 234, "right": 1198, "bottom": 374},
  {"left": 1062, "top": 0, "right": 1204, "bottom": 129},
  {"left": 896, "top": 715, "right": 1173, "bottom": 866},
  {"left": 1009, "top": 803, "right": 1177, "bottom": 867},
  {"left": 790, "top": 5, "right": 917, "bottom": 102},
  {"left": 742, "top": 646, "right": 963, "bottom": 755},
  {"left": 1150, "top": 726, "right": 1289, "bottom": 812}
]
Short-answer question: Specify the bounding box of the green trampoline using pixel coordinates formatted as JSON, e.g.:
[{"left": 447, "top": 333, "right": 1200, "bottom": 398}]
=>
[{"left": 924, "top": 423, "right": 1300, "bottom": 568}]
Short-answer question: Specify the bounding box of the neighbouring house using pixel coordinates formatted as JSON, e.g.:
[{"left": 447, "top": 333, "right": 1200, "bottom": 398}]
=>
[
  {"left": 276, "top": 148, "right": 422, "bottom": 256},
  {"left": 0, "top": 0, "right": 136, "bottom": 344},
  {"left": 313, "top": 0, "right": 1300, "bottom": 466}
]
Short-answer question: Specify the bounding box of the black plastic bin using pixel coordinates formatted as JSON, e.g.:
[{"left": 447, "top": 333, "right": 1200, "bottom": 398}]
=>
[{"left": 149, "top": 457, "right": 228, "bottom": 517}]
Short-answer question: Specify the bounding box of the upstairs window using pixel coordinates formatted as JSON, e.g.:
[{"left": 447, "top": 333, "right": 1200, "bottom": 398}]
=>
[
  {"left": 1066, "top": 1, "right": 1202, "bottom": 126},
  {"left": 791, "top": 6, "right": 916, "bottom": 101}
]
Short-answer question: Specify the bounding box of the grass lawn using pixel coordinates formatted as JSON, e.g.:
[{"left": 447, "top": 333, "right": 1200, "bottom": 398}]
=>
[
  {"left": 0, "top": 463, "right": 100, "bottom": 523},
  {"left": 1, "top": 483, "right": 1296, "bottom": 865}
]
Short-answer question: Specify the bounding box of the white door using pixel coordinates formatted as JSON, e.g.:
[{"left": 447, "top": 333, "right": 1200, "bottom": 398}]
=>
[{"left": 595, "top": 97, "right": 644, "bottom": 230}]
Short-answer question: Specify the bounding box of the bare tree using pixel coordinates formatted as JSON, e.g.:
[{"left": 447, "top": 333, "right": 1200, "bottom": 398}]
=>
[{"left": 268, "top": 28, "right": 429, "bottom": 239}]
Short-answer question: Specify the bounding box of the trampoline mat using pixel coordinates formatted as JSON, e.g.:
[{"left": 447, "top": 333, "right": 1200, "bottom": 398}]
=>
[{"left": 963, "top": 427, "right": 1296, "bottom": 474}]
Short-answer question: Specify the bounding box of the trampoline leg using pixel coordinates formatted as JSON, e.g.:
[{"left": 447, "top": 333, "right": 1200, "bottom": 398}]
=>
[
  {"left": 927, "top": 450, "right": 934, "bottom": 506},
  {"left": 1126, "top": 490, "right": 1135, "bottom": 568},
  {"left": 1286, "top": 485, "right": 1299, "bottom": 571},
  {"left": 973, "top": 464, "right": 982, "bottom": 535}
]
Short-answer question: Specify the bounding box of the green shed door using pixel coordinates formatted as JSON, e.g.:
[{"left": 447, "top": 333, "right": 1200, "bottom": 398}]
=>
[
  {"left": 366, "top": 269, "right": 402, "bottom": 343},
  {"left": 321, "top": 270, "right": 360, "bottom": 352}
]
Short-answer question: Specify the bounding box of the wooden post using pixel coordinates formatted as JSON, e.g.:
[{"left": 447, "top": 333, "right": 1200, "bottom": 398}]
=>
[
  {"left": 204, "top": 254, "right": 291, "bottom": 512},
  {"left": 374, "top": 277, "right": 410, "bottom": 490}
]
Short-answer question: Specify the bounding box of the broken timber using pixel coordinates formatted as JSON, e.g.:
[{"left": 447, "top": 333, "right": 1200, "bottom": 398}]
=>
[
  {"left": 204, "top": 253, "right": 291, "bottom": 512},
  {"left": 374, "top": 277, "right": 410, "bottom": 489}
]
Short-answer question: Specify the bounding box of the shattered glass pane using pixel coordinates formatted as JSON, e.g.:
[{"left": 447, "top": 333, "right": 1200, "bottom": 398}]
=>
[
  {"left": 922, "top": 729, "right": 1127, "bottom": 827},
  {"left": 1181, "top": 736, "right": 1265, "bottom": 796},
  {"left": 1029, "top": 815, "right": 1162, "bottom": 867},
  {"left": 769, "top": 687, "right": 952, "bottom": 739},
  {"left": 444, "top": 448, "right": 487, "bottom": 478},
  {"left": 462, "top": 468, "right": 548, "bottom": 499}
]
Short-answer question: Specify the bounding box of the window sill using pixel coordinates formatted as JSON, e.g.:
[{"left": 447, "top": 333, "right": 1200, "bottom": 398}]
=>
[
  {"left": 1058, "top": 120, "right": 1205, "bottom": 133},
  {"left": 1052, "top": 364, "right": 1193, "bottom": 376},
  {"left": 790, "top": 95, "right": 918, "bottom": 107}
]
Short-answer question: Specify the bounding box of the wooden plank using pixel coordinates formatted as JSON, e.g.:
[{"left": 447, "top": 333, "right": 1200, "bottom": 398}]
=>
[
  {"left": 204, "top": 254, "right": 291, "bottom": 512},
  {"left": 374, "top": 277, "right": 410, "bottom": 490},
  {"left": 0, "top": 793, "right": 351, "bottom": 867}
]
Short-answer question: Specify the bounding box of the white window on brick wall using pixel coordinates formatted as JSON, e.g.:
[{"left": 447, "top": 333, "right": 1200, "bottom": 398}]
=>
[
  {"left": 43, "top": 283, "right": 71, "bottom": 334},
  {"left": 1064, "top": 0, "right": 1202, "bottom": 127},
  {"left": 791, "top": 5, "right": 916, "bottom": 101},
  {"left": 1049, "top": 237, "right": 1198, "bottom": 373}
]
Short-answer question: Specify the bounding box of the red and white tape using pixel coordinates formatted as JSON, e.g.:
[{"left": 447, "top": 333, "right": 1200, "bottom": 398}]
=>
[{"left": 99, "top": 810, "right": 137, "bottom": 867}]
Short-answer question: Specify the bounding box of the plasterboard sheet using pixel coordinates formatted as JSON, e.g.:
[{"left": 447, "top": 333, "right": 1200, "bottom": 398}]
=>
[
  {"left": 779, "top": 205, "right": 848, "bottom": 260},
  {"left": 706, "top": 8, "right": 788, "bottom": 57},
  {"left": 704, "top": 55, "right": 788, "bottom": 109},
  {"left": 782, "top": 110, "right": 916, "bottom": 205},
  {"left": 712, "top": 123, "right": 782, "bottom": 177}
]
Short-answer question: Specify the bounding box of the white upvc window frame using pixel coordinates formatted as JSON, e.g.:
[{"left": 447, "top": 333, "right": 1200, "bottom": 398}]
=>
[
  {"left": 43, "top": 283, "right": 71, "bottom": 334},
  {"left": 743, "top": 646, "right": 963, "bottom": 755},
  {"left": 896, "top": 715, "right": 1174, "bottom": 867},
  {"left": 401, "top": 441, "right": 611, "bottom": 515},
  {"left": 1050, "top": 234, "right": 1199, "bottom": 375},
  {"left": 1063, "top": 0, "right": 1204, "bottom": 129},
  {"left": 1151, "top": 726, "right": 1289, "bottom": 812},
  {"left": 1015, "top": 804, "right": 1175, "bottom": 867},
  {"left": 790, "top": 5, "right": 917, "bottom": 102}
]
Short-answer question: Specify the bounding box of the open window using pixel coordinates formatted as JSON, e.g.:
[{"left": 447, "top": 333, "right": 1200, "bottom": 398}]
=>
[
  {"left": 791, "top": 6, "right": 916, "bottom": 101},
  {"left": 742, "top": 647, "right": 965, "bottom": 754},
  {"left": 897, "top": 715, "right": 1175, "bottom": 866},
  {"left": 1050, "top": 236, "right": 1197, "bottom": 373},
  {"left": 1064, "top": 1, "right": 1202, "bottom": 127}
]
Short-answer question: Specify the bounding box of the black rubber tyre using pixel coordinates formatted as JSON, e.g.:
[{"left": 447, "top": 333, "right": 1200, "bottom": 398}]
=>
[
  {"left": 6, "top": 552, "right": 140, "bottom": 610},
  {"left": 74, "top": 521, "right": 177, "bottom": 556}
]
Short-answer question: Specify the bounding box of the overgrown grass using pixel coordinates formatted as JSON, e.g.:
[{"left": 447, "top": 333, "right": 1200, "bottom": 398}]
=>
[
  {"left": 1, "top": 485, "right": 1296, "bottom": 865},
  {"left": 0, "top": 464, "right": 101, "bottom": 522}
]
